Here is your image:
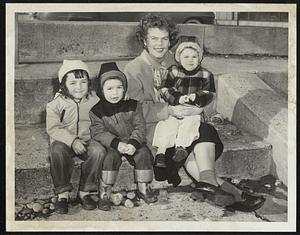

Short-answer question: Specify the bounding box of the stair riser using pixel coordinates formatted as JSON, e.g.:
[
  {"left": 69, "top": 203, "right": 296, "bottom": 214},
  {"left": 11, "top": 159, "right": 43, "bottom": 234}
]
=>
[{"left": 15, "top": 147, "right": 272, "bottom": 203}]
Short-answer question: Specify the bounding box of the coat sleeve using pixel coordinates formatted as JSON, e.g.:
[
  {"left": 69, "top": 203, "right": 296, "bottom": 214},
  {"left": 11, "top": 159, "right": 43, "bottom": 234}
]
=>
[
  {"left": 193, "top": 72, "right": 216, "bottom": 107},
  {"left": 89, "top": 111, "right": 121, "bottom": 150},
  {"left": 46, "top": 102, "right": 77, "bottom": 148},
  {"left": 128, "top": 103, "right": 146, "bottom": 149},
  {"left": 124, "top": 63, "right": 169, "bottom": 123},
  {"left": 161, "top": 71, "right": 183, "bottom": 105}
]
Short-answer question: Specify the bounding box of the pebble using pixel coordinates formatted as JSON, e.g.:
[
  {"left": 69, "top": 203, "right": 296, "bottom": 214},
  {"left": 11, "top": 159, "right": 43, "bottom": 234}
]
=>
[
  {"left": 124, "top": 199, "right": 134, "bottom": 208},
  {"left": 42, "top": 208, "right": 50, "bottom": 214},
  {"left": 34, "top": 199, "right": 46, "bottom": 205},
  {"left": 26, "top": 202, "right": 34, "bottom": 209},
  {"left": 126, "top": 192, "right": 136, "bottom": 200},
  {"left": 32, "top": 203, "right": 43, "bottom": 213},
  {"left": 110, "top": 193, "right": 123, "bottom": 206},
  {"left": 231, "top": 178, "right": 241, "bottom": 184},
  {"left": 49, "top": 203, "right": 55, "bottom": 210},
  {"left": 51, "top": 197, "right": 57, "bottom": 203},
  {"left": 20, "top": 207, "right": 33, "bottom": 216}
]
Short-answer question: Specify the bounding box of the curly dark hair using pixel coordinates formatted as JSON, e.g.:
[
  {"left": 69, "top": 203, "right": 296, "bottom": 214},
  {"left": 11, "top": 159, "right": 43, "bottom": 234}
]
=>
[
  {"left": 59, "top": 70, "right": 91, "bottom": 99},
  {"left": 136, "top": 13, "right": 179, "bottom": 49}
]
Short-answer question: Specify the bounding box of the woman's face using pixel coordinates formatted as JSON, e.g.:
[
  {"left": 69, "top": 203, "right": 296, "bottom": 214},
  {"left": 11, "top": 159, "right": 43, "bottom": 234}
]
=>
[{"left": 144, "top": 27, "right": 170, "bottom": 60}]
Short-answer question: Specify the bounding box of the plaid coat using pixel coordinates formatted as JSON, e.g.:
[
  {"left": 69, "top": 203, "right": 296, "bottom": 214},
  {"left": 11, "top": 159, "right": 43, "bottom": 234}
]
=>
[{"left": 161, "top": 65, "right": 216, "bottom": 107}]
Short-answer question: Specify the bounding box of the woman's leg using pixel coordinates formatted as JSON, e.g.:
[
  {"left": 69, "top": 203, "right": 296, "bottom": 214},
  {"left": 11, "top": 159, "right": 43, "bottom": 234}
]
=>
[{"left": 185, "top": 142, "right": 218, "bottom": 186}]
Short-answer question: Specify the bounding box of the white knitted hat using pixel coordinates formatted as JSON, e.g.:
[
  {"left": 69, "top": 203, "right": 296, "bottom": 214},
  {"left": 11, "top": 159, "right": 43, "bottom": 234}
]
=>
[
  {"left": 58, "top": 59, "right": 90, "bottom": 83},
  {"left": 175, "top": 42, "right": 203, "bottom": 63}
]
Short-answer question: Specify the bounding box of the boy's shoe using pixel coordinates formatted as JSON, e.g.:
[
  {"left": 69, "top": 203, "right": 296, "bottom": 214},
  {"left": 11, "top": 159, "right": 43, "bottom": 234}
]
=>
[
  {"left": 136, "top": 187, "right": 158, "bottom": 204},
  {"left": 98, "top": 194, "right": 112, "bottom": 211},
  {"left": 154, "top": 154, "right": 167, "bottom": 168},
  {"left": 55, "top": 198, "right": 69, "bottom": 214},
  {"left": 78, "top": 194, "right": 97, "bottom": 210},
  {"left": 225, "top": 192, "right": 266, "bottom": 212},
  {"left": 172, "top": 147, "right": 188, "bottom": 162},
  {"left": 195, "top": 181, "right": 236, "bottom": 207}
]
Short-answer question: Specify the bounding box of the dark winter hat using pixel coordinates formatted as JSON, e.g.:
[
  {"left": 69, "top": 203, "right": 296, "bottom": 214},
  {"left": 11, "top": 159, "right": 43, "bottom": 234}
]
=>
[{"left": 97, "top": 62, "right": 128, "bottom": 96}]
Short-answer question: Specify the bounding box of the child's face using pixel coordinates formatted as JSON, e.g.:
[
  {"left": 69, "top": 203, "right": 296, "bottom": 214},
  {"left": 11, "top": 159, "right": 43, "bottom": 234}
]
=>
[
  {"left": 179, "top": 48, "right": 200, "bottom": 71},
  {"left": 65, "top": 73, "right": 88, "bottom": 100},
  {"left": 102, "top": 78, "right": 124, "bottom": 103}
]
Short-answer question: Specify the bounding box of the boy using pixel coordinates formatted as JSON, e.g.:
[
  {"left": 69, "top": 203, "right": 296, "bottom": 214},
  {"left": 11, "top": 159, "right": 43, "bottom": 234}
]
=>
[
  {"left": 89, "top": 62, "right": 157, "bottom": 211},
  {"left": 46, "top": 60, "right": 106, "bottom": 214}
]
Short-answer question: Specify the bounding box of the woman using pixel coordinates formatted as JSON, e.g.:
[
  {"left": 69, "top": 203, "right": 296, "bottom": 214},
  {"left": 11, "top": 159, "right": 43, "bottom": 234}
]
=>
[{"left": 124, "top": 13, "right": 265, "bottom": 212}]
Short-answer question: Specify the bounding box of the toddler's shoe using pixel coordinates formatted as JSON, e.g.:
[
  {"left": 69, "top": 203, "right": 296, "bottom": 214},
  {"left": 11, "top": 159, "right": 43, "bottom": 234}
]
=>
[
  {"left": 172, "top": 147, "right": 188, "bottom": 162},
  {"left": 78, "top": 194, "right": 97, "bottom": 210},
  {"left": 55, "top": 198, "right": 69, "bottom": 214},
  {"left": 154, "top": 153, "right": 167, "bottom": 168}
]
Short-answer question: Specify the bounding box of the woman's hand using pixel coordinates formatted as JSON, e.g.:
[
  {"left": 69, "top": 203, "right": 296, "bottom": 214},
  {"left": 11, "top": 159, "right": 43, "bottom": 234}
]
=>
[
  {"left": 124, "top": 144, "right": 136, "bottom": 156},
  {"left": 168, "top": 104, "right": 203, "bottom": 118}
]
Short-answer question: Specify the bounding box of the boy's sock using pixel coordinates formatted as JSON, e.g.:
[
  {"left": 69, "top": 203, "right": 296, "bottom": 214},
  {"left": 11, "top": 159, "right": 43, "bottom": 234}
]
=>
[
  {"left": 58, "top": 191, "right": 69, "bottom": 201},
  {"left": 79, "top": 191, "right": 90, "bottom": 199},
  {"left": 199, "top": 169, "right": 218, "bottom": 187},
  {"left": 220, "top": 181, "right": 243, "bottom": 201}
]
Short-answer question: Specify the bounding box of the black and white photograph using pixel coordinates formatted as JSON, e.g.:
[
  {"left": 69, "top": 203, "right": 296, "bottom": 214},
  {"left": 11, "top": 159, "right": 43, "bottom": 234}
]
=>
[{"left": 5, "top": 3, "right": 296, "bottom": 232}]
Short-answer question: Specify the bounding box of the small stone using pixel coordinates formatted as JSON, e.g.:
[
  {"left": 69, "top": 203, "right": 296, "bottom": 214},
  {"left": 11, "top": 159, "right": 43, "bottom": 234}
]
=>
[
  {"left": 32, "top": 203, "right": 43, "bottom": 213},
  {"left": 51, "top": 197, "right": 57, "bottom": 203},
  {"left": 231, "top": 178, "right": 241, "bottom": 184},
  {"left": 30, "top": 213, "right": 36, "bottom": 220},
  {"left": 264, "top": 184, "right": 272, "bottom": 189},
  {"left": 110, "top": 193, "right": 123, "bottom": 206},
  {"left": 43, "top": 203, "right": 51, "bottom": 208},
  {"left": 49, "top": 203, "right": 55, "bottom": 210},
  {"left": 26, "top": 202, "right": 34, "bottom": 209},
  {"left": 42, "top": 208, "right": 50, "bottom": 214},
  {"left": 20, "top": 207, "right": 33, "bottom": 216},
  {"left": 34, "top": 199, "right": 46, "bottom": 205},
  {"left": 126, "top": 192, "right": 136, "bottom": 200},
  {"left": 124, "top": 199, "right": 134, "bottom": 208}
]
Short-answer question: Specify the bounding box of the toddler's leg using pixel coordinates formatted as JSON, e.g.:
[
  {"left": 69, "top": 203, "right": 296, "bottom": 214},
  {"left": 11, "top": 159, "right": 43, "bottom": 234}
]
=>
[
  {"left": 99, "top": 148, "right": 122, "bottom": 211},
  {"left": 49, "top": 141, "right": 74, "bottom": 214},
  {"left": 78, "top": 140, "right": 106, "bottom": 210},
  {"left": 152, "top": 117, "right": 179, "bottom": 168},
  {"left": 173, "top": 116, "right": 201, "bottom": 162},
  {"left": 130, "top": 145, "right": 158, "bottom": 204}
]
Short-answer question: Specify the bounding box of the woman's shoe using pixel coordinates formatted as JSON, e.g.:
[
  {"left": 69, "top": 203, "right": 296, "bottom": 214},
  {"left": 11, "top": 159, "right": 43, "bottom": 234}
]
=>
[
  {"left": 226, "top": 192, "right": 266, "bottom": 212},
  {"left": 55, "top": 198, "right": 69, "bottom": 214},
  {"left": 136, "top": 187, "right": 158, "bottom": 204},
  {"left": 78, "top": 194, "right": 97, "bottom": 210},
  {"left": 98, "top": 194, "right": 112, "bottom": 211},
  {"left": 195, "top": 181, "right": 236, "bottom": 207}
]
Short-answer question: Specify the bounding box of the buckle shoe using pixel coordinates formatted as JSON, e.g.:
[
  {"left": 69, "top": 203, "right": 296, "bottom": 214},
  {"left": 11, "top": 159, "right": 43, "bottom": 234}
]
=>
[
  {"left": 78, "top": 194, "right": 97, "bottom": 210},
  {"left": 55, "top": 198, "right": 68, "bottom": 214},
  {"left": 136, "top": 187, "right": 158, "bottom": 204}
]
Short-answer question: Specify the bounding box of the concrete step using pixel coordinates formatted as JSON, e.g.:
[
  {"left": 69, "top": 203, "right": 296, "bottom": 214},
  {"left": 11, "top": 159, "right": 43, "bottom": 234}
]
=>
[
  {"left": 14, "top": 56, "right": 288, "bottom": 124},
  {"left": 216, "top": 72, "right": 289, "bottom": 185},
  {"left": 15, "top": 120, "right": 272, "bottom": 203}
]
